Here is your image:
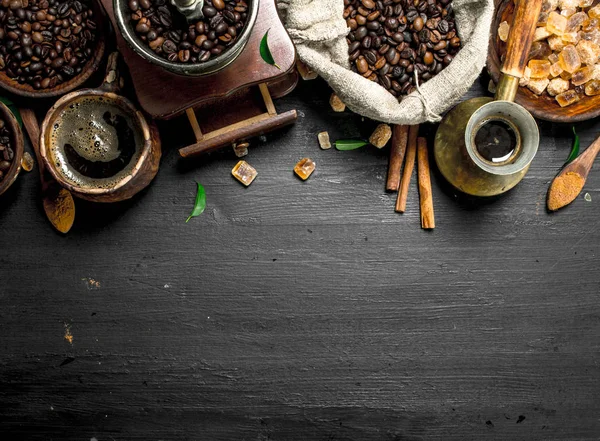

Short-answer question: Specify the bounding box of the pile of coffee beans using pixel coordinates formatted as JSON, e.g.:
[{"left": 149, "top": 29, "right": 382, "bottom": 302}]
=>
[
  {"left": 345, "top": 0, "right": 461, "bottom": 98},
  {"left": 128, "top": 0, "right": 248, "bottom": 64},
  {"left": 0, "top": 0, "right": 98, "bottom": 90},
  {"left": 0, "top": 118, "right": 14, "bottom": 182}
]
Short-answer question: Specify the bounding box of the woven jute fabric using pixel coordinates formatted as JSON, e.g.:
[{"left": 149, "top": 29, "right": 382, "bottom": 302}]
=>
[{"left": 278, "top": 0, "right": 494, "bottom": 124}]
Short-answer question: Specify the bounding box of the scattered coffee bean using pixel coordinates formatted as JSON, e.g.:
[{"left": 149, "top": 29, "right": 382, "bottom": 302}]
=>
[
  {"left": 344, "top": 0, "right": 461, "bottom": 99},
  {"left": 0, "top": 0, "right": 99, "bottom": 90},
  {"left": 129, "top": 0, "right": 248, "bottom": 64}
]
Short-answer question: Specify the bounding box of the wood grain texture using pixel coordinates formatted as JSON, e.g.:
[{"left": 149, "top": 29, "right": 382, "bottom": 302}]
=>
[
  {"left": 100, "top": 0, "right": 297, "bottom": 119},
  {"left": 0, "top": 77, "right": 599, "bottom": 440},
  {"left": 500, "top": 0, "right": 543, "bottom": 79}
]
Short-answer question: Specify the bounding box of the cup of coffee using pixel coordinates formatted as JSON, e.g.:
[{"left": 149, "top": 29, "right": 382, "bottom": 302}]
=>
[{"left": 40, "top": 52, "right": 161, "bottom": 203}]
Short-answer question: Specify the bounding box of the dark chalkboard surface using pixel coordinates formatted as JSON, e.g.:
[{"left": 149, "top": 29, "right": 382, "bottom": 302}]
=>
[{"left": 1, "top": 76, "right": 599, "bottom": 440}]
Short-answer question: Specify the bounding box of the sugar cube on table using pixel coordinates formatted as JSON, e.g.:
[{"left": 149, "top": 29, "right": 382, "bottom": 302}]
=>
[
  {"left": 576, "top": 39, "right": 600, "bottom": 65},
  {"left": 498, "top": 21, "right": 510, "bottom": 42},
  {"left": 579, "top": 0, "right": 594, "bottom": 7},
  {"left": 534, "top": 26, "right": 553, "bottom": 42},
  {"left": 547, "top": 11, "right": 568, "bottom": 35},
  {"left": 550, "top": 61, "right": 564, "bottom": 77},
  {"left": 558, "top": 44, "right": 582, "bottom": 72},
  {"left": 528, "top": 59, "right": 552, "bottom": 77},
  {"left": 231, "top": 160, "right": 258, "bottom": 186},
  {"left": 547, "top": 77, "right": 571, "bottom": 95},
  {"left": 527, "top": 78, "right": 550, "bottom": 95},
  {"left": 317, "top": 132, "right": 331, "bottom": 149},
  {"left": 294, "top": 158, "right": 316, "bottom": 181},
  {"left": 571, "top": 65, "right": 594, "bottom": 85},
  {"left": 561, "top": 8, "right": 577, "bottom": 18},
  {"left": 555, "top": 89, "right": 581, "bottom": 106},
  {"left": 584, "top": 79, "right": 600, "bottom": 95}
]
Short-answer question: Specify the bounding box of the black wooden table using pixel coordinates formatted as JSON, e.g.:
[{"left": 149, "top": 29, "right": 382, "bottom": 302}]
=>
[{"left": 1, "top": 76, "right": 599, "bottom": 440}]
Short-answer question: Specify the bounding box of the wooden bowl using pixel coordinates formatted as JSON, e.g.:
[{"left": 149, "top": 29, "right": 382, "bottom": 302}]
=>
[
  {"left": 39, "top": 53, "right": 161, "bottom": 203},
  {"left": 0, "top": 102, "right": 24, "bottom": 196},
  {"left": 488, "top": 0, "right": 600, "bottom": 123},
  {"left": 0, "top": 1, "right": 106, "bottom": 99}
]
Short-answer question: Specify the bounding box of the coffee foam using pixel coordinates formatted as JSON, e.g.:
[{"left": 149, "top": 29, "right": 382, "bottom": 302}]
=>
[{"left": 48, "top": 96, "right": 143, "bottom": 189}]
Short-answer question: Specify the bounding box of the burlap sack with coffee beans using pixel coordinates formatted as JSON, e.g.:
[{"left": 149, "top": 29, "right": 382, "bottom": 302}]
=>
[{"left": 278, "top": 0, "right": 494, "bottom": 124}]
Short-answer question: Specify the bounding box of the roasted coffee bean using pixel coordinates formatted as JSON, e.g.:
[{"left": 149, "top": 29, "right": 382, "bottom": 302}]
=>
[
  {"left": 364, "top": 50, "right": 377, "bottom": 65},
  {"left": 346, "top": 0, "right": 460, "bottom": 99},
  {"left": 129, "top": 0, "right": 248, "bottom": 64}
]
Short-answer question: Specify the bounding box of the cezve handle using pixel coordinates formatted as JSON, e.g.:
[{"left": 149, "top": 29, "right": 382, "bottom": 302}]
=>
[{"left": 496, "top": 0, "right": 544, "bottom": 101}]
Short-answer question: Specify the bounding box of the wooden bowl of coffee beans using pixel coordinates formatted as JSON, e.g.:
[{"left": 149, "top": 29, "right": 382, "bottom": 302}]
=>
[
  {"left": 0, "top": 0, "right": 106, "bottom": 98},
  {"left": 113, "top": 0, "right": 259, "bottom": 76},
  {"left": 0, "top": 102, "right": 24, "bottom": 196}
]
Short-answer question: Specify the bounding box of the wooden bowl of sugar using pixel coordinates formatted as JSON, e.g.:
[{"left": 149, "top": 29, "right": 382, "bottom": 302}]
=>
[{"left": 488, "top": 0, "right": 600, "bottom": 123}]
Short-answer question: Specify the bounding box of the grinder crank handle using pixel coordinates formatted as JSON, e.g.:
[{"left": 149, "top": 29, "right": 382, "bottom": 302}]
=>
[{"left": 496, "top": 0, "right": 544, "bottom": 102}]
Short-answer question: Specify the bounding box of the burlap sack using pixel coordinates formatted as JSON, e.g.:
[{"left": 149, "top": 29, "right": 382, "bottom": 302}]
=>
[{"left": 278, "top": 0, "right": 494, "bottom": 124}]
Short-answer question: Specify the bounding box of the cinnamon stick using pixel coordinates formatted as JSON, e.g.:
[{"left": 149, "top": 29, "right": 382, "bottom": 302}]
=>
[
  {"left": 417, "top": 137, "right": 435, "bottom": 230},
  {"left": 385, "top": 125, "right": 409, "bottom": 192},
  {"left": 395, "top": 125, "right": 419, "bottom": 212}
]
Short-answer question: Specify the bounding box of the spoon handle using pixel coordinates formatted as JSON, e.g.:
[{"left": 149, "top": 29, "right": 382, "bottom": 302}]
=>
[
  {"left": 496, "top": 0, "right": 543, "bottom": 102},
  {"left": 501, "top": 0, "right": 544, "bottom": 79},
  {"left": 576, "top": 134, "right": 600, "bottom": 177},
  {"left": 19, "top": 108, "right": 44, "bottom": 179}
]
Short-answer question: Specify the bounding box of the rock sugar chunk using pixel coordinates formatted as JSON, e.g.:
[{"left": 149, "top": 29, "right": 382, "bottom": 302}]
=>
[
  {"left": 498, "top": 21, "right": 510, "bottom": 42},
  {"left": 318, "top": 132, "right": 332, "bottom": 149},
  {"left": 527, "top": 78, "right": 550, "bottom": 95},
  {"left": 528, "top": 59, "right": 552, "bottom": 78},
  {"left": 330, "top": 93, "right": 346, "bottom": 112},
  {"left": 232, "top": 161, "right": 258, "bottom": 186},
  {"left": 576, "top": 39, "right": 600, "bottom": 65},
  {"left": 534, "top": 26, "right": 553, "bottom": 42},
  {"left": 294, "top": 158, "right": 316, "bottom": 181},
  {"left": 584, "top": 79, "right": 600, "bottom": 95},
  {"left": 558, "top": 44, "right": 582, "bottom": 72},
  {"left": 369, "top": 124, "right": 392, "bottom": 149},
  {"left": 547, "top": 11, "right": 568, "bottom": 35},
  {"left": 547, "top": 77, "right": 571, "bottom": 96},
  {"left": 571, "top": 65, "right": 594, "bottom": 85},
  {"left": 550, "top": 61, "right": 564, "bottom": 77},
  {"left": 556, "top": 89, "right": 581, "bottom": 106}
]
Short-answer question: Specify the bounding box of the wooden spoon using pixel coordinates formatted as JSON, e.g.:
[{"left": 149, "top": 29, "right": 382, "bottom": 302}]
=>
[
  {"left": 20, "top": 108, "right": 75, "bottom": 233},
  {"left": 547, "top": 136, "right": 600, "bottom": 211}
]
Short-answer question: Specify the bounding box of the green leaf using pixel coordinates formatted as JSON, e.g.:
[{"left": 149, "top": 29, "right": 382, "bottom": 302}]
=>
[
  {"left": 186, "top": 182, "right": 206, "bottom": 223},
  {"left": 260, "top": 30, "right": 280, "bottom": 69},
  {"left": 0, "top": 96, "right": 22, "bottom": 127},
  {"left": 565, "top": 126, "right": 580, "bottom": 165},
  {"left": 335, "top": 139, "right": 369, "bottom": 151}
]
